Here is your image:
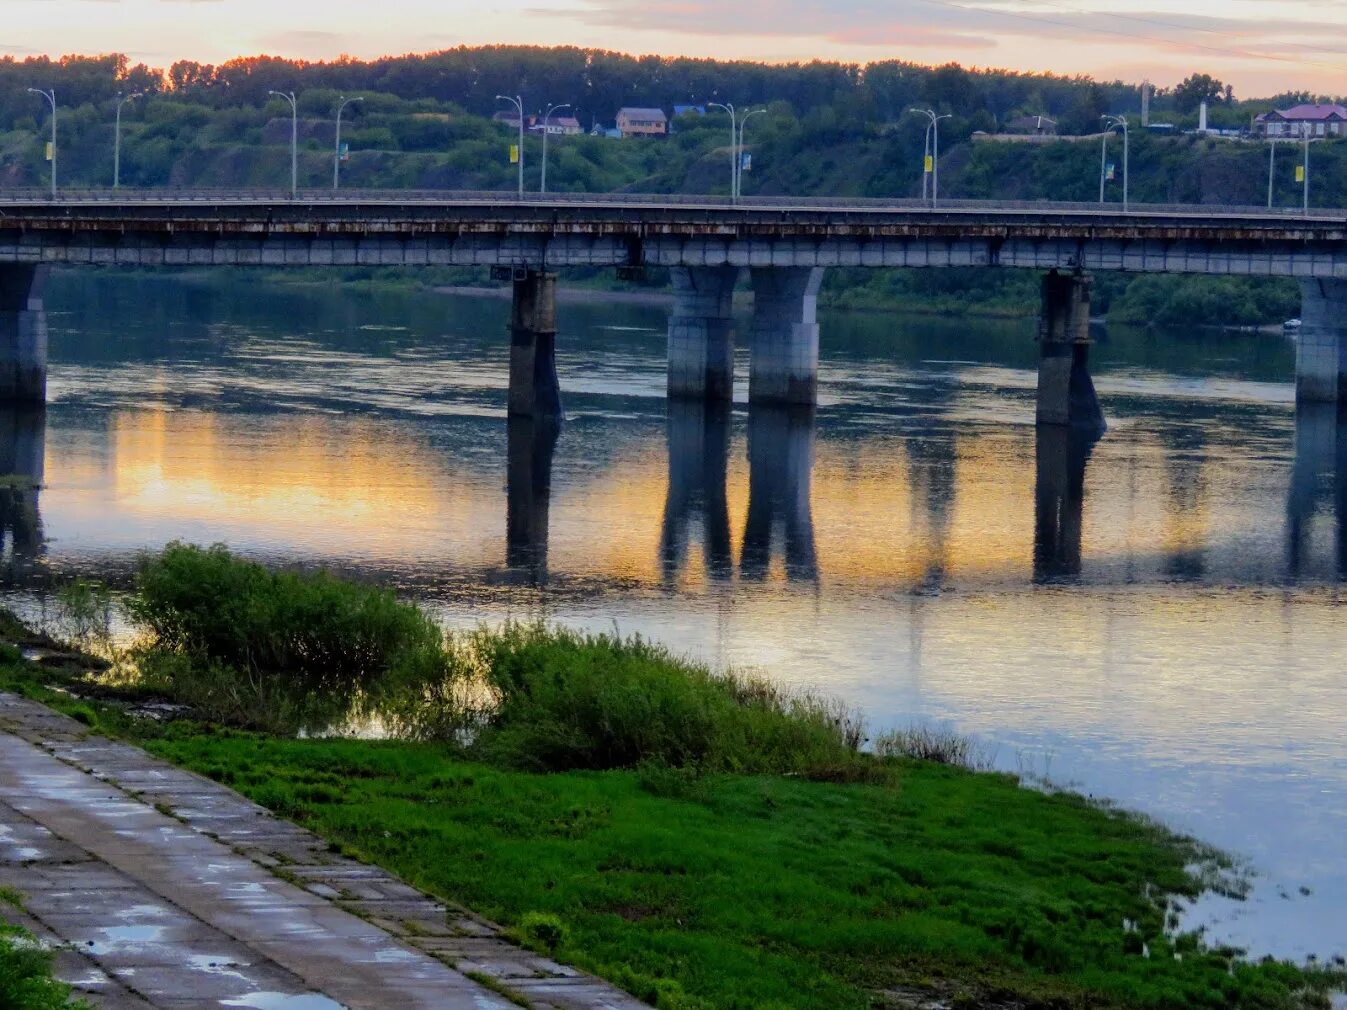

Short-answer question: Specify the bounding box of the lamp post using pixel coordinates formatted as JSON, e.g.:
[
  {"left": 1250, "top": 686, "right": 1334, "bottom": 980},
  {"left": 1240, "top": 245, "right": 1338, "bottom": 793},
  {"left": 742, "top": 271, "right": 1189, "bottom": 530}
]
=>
[
  {"left": 736, "top": 108, "right": 766, "bottom": 201},
  {"left": 333, "top": 95, "right": 362, "bottom": 190},
  {"left": 1267, "top": 138, "right": 1277, "bottom": 210},
  {"left": 540, "top": 102, "right": 571, "bottom": 194},
  {"left": 114, "top": 91, "right": 142, "bottom": 189},
  {"left": 708, "top": 102, "right": 737, "bottom": 202},
  {"left": 910, "top": 109, "right": 951, "bottom": 207},
  {"left": 268, "top": 90, "right": 298, "bottom": 197},
  {"left": 1099, "top": 127, "right": 1109, "bottom": 204},
  {"left": 27, "top": 89, "right": 56, "bottom": 198},
  {"left": 496, "top": 95, "right": 525, "bottom": 197},
  {"left": 1302, "top": 121, "right": 1311, "bottom": 214},
  {"left": 920, "top": 120, "right": 934, "bottom": 202},
  {"left": 1102, "top": 115, "right": 1129, "bottom": 212}
]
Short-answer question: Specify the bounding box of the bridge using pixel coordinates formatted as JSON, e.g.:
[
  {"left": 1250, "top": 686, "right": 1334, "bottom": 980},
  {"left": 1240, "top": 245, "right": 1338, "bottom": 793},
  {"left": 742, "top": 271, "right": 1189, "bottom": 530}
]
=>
[{"left": 3, "top": 190, "right": 1347, "bottom": 432}]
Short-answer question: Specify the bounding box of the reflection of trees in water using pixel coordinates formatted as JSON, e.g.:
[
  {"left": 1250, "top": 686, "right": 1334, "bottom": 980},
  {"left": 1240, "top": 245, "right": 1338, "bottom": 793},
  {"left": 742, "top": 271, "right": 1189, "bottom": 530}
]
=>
[
  {"left": 741, "top": 406, "right": 818, "bottom": 584},
  {"left": 1033, "top": 425, "right": 1096, "bottom": 583},
  {"left": 0, "top": 407, "right": 45, "bottom": 585},
  {"left": 660, "top": 400, "right": 733, "bottom": 585},
  {"left": 1286, "top": 402, "right": 1347, "bottom": 579},
  {"left": 505, "top": 416, "right": 560, "bottom": 587}
]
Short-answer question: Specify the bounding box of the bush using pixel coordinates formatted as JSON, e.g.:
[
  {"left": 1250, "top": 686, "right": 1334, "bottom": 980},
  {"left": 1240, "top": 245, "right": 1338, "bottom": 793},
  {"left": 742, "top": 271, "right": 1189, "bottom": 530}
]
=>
[
  {"left": 0, "top": 924, "right": 89, "bottom": 1010},
  {"left": 468, "top": 624, "right": 865, "bottom": 774},
  {"left": 515, "top": 911, "right": 567, "bottom": 953}
]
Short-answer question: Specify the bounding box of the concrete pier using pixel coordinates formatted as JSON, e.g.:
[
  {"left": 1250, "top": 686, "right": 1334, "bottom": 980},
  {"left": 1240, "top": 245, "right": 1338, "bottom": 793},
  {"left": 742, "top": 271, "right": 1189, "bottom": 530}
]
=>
[
  {"left": 748, "top": 267, "right": 824, "bottom": 405},
  {"left": 1036, "top": 270, "right": 1105, "bottom": 435},
  {"left": 1296, "top": 279, "right": 1347, "bottom": 403},
  {"left": 659, "top": 400, "right": 733, "bottom": 583},
  {"left": 506, "top": 416, "right": 559, "bottom": 584},
  {"left": 741, "top": 405, "right": 818, "bottom": 582},
  {"left": 0, "top": 265, "right": 47, "bottom": 405},
  {"left": 1033, "top": 424, "right": 1095, "bottom": 581},
  {"left": 667, "top": 266, "right": 739, "bottom": 401},
  {"left": 508, "top": 270, "right": 562, "bottom": 420}
]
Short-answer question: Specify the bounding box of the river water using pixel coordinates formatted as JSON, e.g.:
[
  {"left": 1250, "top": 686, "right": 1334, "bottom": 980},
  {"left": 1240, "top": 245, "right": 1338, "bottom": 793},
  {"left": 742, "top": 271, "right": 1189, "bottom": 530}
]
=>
[{"left": 4, "top": 271, "right": 1344, "bottom": 963}]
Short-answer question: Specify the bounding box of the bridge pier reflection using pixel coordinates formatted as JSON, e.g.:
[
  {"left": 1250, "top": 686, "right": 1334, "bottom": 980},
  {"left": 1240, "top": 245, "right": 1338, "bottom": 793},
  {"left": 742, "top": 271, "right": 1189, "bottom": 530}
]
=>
[
  {"left": 742, "top": 405, "right": 818, "bottom": 583},
  {"left": 659, "top": 400, "right": 733, "bottom": 584},
  {"left": 0, "top": 265, "right": 48, "bottom": 405},
  {"left": 1286, "top": 401, "right": 1347, "bottom": 578},
  {"left": 505, "top": 415, "right": 560, "bottom": 585},
  {"left": 0, "top": 407, "right": 45, "bottom": 582},
  {"left": 1033, "top": 424, "right": 1096, "bottom": 582},
  {"left": 1036, "top": 270, "right": 1106, "bottom": 436}
]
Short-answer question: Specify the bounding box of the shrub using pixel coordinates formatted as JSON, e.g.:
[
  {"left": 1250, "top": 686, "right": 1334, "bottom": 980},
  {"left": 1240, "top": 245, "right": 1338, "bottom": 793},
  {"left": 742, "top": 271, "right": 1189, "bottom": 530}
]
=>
[
  {"left": 468, "top": 623, "right": 865, "bottom": 774},
  {"left": 0, "top": 924, "right": 89, "bottom": 1010},
  {"left": 515, "top": 911, "right": 567, "bottom": 953},
  {"left": 874, "top": 726, "right": 993, "bottom": 770}
]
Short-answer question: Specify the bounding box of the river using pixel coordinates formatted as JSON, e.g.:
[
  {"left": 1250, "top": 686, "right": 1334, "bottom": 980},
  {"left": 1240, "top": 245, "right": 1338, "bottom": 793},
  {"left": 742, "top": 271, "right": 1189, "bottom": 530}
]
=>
[{"left": 3, "top": 270, "right": 1342, "bottom": 963}]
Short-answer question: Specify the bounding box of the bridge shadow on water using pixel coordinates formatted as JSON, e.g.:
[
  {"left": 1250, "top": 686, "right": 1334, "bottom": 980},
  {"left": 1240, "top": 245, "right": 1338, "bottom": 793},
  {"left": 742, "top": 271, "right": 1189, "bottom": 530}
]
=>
[
  {"left": 1286, "top": 401, "right": 1347, "bottom": 579},
  {"left": 0, "top": 408, "right": 45, "bottom": 586}
]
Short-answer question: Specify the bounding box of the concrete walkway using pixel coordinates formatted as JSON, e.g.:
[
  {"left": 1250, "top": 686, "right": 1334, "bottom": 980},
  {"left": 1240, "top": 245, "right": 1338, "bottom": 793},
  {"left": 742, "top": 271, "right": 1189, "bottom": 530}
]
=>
[{"left": 0, "top": 693, "right": 648, "bottom": 1010}]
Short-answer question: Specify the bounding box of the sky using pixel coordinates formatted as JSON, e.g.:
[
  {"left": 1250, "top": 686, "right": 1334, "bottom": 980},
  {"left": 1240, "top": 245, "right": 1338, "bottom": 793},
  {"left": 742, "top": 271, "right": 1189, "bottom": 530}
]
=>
[{"left": 8, "top": 0, "right": 1347, "bottom": 97}]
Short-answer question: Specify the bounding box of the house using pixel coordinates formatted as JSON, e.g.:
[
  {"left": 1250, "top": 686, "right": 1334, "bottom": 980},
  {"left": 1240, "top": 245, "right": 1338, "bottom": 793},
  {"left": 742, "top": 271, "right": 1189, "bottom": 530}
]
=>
[
  {"left": 616, "top": 107, "right": 668, "bottom": 138},
  {"left": 531, "top": 116, "right": 583, "bottom": 136},
  {"left": 1004, "top": 115, "right": 1057, "bottom": 136},
  {"left": 1254, "top": 104, "right": 1347, "bottom": 139}
]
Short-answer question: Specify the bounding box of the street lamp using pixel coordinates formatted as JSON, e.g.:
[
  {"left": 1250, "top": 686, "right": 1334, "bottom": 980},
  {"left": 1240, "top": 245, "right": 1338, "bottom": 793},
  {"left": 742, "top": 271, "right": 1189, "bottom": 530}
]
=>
[
  {"left": 1101, "top": 115, "right": 1129, "bottom": 212},
  {"left": 27, "top": 89, "right": 56, "bottom": 198},
  {"left": 708, "top": 102, "right": 737, "bottom": 203},
  {"left": 268, "top": 90, "right": 298, "bottom": 198},
  {"left": 539, "top": 102, "right": 571, "bottom": 194},
  {"left": 1301, "top": 121, "right": 1311, "bottom": 215},
  {"left": 736, "top": 108, "right": 766, "bottom": 201},
  {"left": 496, "top": 95, "right": 525, "bottom": 197},
  {"left": 910, "top": 109, "right": 951, "bottom": 207},
  {"left": 114, "top": 91, "right": 142, "bottom": 189},
  {"left": 1267, "top": 138, "right": 1277, "bottom": 210},
  {"left": 333, "top": 95, "right": 362, "bottom": 190}
]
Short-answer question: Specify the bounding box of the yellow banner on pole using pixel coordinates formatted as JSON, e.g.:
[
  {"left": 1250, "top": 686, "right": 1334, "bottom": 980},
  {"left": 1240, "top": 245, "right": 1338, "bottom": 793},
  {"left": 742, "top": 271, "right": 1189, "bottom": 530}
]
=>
[
  {"left": 924, "top": 155, "right": 934, "bottom": 173},
  {"left": 509, "top": 145, "right": 520, "bottom": 165},
  {"left": 1296, "top": 165, "right": 1306, "bottom": 183},
  {"left": 44, "top": 142, "right": 53, "bottom": 162}
]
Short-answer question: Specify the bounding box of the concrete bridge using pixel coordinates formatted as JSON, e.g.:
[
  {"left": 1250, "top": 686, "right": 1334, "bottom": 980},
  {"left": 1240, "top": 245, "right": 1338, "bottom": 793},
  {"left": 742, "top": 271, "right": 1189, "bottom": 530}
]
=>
[{"left": 3, "top": 191, "right": 1347, "bottom": 432}]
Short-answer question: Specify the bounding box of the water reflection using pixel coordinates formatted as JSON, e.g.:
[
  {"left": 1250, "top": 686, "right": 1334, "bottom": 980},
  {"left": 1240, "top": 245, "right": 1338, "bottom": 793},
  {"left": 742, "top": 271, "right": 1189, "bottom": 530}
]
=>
[
  {"left": 0, "top": 408, "right": 45, "bottom": 583},
  {"left": 1033, "top": 425, "right": 1095, "bottom": 582},
  {"left": 660, "top": 400, "right": 732, "bottom": 585},
  {"left": 742, "top": 406, "right": 818, "bottom": 584},
  {"left": 506, "top": 417, "right": 560, "bottom": 585},
  {"left": 1286, "top": 401, "right": 1347, "bottom": 578}
]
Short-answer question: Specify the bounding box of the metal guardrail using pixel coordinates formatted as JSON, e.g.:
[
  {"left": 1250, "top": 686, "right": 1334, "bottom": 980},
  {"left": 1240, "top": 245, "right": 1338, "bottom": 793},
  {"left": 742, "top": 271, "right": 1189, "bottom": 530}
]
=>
[{"left": 0, "top": 187, "right": 1341, "bottom": 222}]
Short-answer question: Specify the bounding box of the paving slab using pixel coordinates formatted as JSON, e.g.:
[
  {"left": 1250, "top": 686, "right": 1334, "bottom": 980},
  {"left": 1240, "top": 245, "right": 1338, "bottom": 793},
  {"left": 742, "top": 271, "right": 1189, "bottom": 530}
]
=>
[{"left": 0, "top": 692, "right": 653, "bottom": 1010}]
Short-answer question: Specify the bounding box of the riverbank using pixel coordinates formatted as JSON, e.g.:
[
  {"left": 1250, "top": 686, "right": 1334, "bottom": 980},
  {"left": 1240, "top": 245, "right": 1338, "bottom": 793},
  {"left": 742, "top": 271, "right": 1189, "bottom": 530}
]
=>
[{"left": 0, "top": 547, "right": 1342, "bottom": 1010}]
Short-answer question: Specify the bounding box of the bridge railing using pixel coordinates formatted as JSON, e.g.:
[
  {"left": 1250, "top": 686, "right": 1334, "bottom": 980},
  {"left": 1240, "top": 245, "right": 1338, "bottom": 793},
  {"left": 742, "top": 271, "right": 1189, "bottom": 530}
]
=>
[{"left": 0, "top": 187, "right": 1342, "bottom": 221}]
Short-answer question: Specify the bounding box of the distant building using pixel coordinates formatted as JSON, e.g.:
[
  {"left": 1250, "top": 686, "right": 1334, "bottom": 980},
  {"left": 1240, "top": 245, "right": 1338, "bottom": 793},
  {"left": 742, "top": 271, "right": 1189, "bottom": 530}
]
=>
[
  {"left": 1004, "top": 115, "right": 1057, "bottom": 136},
  {"left": 1254, "top": 104, "right": 1347, "bottom": 139},
  {"left": 531, "top": 116, "right": 583, "bottom": 136},
  {"left": 616, "top": 107, "right": 668, "bottom": 138}
]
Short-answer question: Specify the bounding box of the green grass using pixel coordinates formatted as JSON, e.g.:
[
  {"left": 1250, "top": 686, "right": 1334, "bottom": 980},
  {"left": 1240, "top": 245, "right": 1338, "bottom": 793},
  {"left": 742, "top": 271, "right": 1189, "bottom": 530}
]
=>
[{"left": 0, "top": 890, "right": 90, "bottom": 1010}]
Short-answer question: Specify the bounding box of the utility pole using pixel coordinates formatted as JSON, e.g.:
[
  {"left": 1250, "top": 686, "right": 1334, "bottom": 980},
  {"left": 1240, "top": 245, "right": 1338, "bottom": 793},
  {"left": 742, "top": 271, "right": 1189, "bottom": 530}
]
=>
[
  {"left": 496, "top": 95, "right": 525, "bottom": 197},
  {"left": 268, "top": 90, "right": 298, "bottom": 197},
  {"left": 114, "top": 91, "right": 142, "bottom": 189},
  {"left": 27, "top": 89, "right": 56, "bottom": 199},
  {"left": 333, "top": 96, "right": 362, "bottom": 189}
]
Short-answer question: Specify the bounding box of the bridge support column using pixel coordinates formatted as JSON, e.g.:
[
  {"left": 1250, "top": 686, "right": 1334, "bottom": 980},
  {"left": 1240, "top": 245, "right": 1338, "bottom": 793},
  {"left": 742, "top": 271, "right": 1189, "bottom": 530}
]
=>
[
  {"left": 668, "top": 266, "right": 739, "bottom": 401},
  {"left": 0, "top": 265, "right": 48, "bottom": 406},
  {"left": 749, "top": 267, "right": 824, "bottom": 405},
  {"left": 1036, "top": 270, "right": 1105, "bottom": 435},
  {"left": 508, "top": 270, "right": 562, "bottom": 420},
  {"left": 1297, "top": 280, "right": 1347, "bottom": 403}
]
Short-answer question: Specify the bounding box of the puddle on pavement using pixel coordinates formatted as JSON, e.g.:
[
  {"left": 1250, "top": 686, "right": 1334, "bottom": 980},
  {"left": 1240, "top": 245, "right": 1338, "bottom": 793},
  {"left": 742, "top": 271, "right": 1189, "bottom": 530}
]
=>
[
  {"left": 223, "top": 993, "right": 348, "bottom": 1010},
  {"left": 88, "top": 925, "right": 166, "bottom": 954},
  {"left": 186, "top": 954, "right": 254, "bottom": 981}
]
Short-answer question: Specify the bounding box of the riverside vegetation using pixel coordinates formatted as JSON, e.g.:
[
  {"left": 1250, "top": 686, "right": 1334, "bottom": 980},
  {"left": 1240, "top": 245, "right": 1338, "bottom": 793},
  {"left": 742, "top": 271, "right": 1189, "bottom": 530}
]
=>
[{"left": 2, "top": 543, "right": 1344, "bottom": 1010}]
